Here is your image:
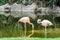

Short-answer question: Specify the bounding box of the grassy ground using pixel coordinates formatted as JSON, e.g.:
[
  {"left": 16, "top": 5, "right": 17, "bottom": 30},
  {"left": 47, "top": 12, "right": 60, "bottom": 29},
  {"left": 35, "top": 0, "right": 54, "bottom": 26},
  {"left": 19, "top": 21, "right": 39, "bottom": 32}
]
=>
[
  {"left": 27, "top": 28, "right": 60, "bottom": 38},
  {"left": 0, "top": 38, "right": 60, "bottom": 40},
  {"left": 0, "top": 28, "right": 60, "bottom": 38}
]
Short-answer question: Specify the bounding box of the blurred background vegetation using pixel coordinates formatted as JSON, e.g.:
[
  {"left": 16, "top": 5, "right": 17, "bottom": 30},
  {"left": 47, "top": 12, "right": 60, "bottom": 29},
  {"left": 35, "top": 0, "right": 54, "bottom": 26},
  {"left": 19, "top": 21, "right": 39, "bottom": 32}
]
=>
[{"left": 0, "top": 0, "right": 55, "bottom": 6}]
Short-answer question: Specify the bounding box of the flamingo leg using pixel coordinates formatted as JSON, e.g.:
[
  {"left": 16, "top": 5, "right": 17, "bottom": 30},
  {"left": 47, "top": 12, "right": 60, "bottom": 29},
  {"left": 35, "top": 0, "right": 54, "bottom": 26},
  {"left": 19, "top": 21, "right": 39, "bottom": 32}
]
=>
[
  {"left": 45, "top": 26, "right": 47, "bottom": 38},
  {"left": 24, "top": 23, "right": 26, "bottom": 37},
  {"left": 28, "top": 23, "right": 34, "bottom": 37}
]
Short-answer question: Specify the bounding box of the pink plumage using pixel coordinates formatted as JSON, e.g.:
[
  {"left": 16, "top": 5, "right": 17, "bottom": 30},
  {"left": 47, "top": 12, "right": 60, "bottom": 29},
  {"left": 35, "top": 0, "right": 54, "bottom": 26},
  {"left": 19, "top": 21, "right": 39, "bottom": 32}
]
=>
[
  {"left": 18, "top": 17, "right": 31, "bottom": 24},
  {"left": 18, "top": 17, "right": 34, "bottom": 37},
  {"left": 37, "top": 19, "right": 53, "bottom": 27},
  {"left": 37, "top": 19, "right": 53, "bottom": 38},
  {"left": 41, "top": 20, "right": 53, "bottom": 27}
]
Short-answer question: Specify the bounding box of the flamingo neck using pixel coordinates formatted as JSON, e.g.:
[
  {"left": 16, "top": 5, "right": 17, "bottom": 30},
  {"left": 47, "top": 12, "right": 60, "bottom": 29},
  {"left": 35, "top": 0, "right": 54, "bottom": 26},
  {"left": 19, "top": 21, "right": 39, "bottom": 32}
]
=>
[{"left": 28, "top": 23, "right": 34, "bottom": 37}]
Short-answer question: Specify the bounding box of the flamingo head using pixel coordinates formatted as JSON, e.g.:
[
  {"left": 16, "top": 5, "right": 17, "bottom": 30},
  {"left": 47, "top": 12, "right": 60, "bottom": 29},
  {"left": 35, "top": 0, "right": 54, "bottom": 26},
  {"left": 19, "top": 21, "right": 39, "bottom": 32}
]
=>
[{"left": 37, "top": 19, "right": 42, "bottom": 24}]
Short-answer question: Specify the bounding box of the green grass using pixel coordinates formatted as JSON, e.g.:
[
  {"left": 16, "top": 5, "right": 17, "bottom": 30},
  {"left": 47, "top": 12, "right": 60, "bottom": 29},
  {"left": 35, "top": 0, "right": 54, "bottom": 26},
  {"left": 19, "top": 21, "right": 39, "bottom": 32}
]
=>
[
  {"left": 0, "top": 38, "right": 60, "bottom": 40},
  {"left": 0, "top": 28, "right": 60, "bottom": 38},
  {"left": 27, "top": 28, "right": 60, "bottom": 38}
]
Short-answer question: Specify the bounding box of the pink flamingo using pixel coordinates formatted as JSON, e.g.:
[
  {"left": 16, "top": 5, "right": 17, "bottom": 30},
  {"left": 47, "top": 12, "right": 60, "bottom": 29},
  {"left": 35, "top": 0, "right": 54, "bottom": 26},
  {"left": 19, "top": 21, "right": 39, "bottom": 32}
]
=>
[
  {"left": 37, "top": 19, "right": 53, "bottom": 38},
  {"left": 18, "top": 17, "right": 34, "bottom": 37}
]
